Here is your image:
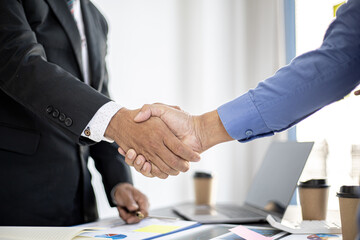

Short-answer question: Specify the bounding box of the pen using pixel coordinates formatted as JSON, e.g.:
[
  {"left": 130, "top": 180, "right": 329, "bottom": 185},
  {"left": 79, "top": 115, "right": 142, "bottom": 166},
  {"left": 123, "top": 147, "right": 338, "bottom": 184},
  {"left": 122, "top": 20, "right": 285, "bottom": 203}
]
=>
[
  {"left": 147, "top": 215, "right": 180, "bottom": 220},
  {"left": 135, "top": 211, "right": 144, "bottom": 219},
  {"left": 132, "top": 210, "right": 179, "bottom": 221}
]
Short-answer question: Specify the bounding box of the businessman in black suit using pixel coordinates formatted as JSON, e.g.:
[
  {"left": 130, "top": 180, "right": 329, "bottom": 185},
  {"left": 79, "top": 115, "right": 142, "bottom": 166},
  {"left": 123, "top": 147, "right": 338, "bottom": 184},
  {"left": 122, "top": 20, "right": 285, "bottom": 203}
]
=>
[{"left": 0, "top": 0, "right": 199, "bottom": 226}]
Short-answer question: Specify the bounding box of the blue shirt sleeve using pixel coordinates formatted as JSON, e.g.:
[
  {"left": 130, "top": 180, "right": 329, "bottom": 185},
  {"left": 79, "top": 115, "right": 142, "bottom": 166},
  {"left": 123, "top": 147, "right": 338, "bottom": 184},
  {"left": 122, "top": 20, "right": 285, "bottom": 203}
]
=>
[{"left": 218, "top": 0, "right": 360, "bottom": 142}]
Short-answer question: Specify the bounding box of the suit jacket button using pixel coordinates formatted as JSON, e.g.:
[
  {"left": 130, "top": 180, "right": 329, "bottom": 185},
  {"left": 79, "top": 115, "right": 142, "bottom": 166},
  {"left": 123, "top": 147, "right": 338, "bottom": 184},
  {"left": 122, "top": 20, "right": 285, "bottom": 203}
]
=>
[
  {"left": 52, "top": 109, "right": 60, "bottom": 118},
  {"left": 65, "top": 118, "right": 73, "bottom": 127},
  {"left": 46, "top": 106, "right": 53, "bottom": 114},
  {"left": 59, "top": 113, "right": 66, "bottom": 122}
]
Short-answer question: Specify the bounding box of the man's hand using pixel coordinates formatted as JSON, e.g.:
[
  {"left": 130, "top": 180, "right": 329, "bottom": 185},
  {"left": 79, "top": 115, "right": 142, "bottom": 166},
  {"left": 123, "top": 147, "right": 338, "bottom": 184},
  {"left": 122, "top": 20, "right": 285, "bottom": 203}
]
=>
[
  {"left": 119, "top": 104, "right": 232, "bottom": 177},
  {"left": 134, "top": 104, "right": 204, "bottom": 153},
  {"left": 113, "top": 183, "right": 149, "bottom": 224},
  {"left": 105, "top": 108, "right": 200, "bottom": 179}
]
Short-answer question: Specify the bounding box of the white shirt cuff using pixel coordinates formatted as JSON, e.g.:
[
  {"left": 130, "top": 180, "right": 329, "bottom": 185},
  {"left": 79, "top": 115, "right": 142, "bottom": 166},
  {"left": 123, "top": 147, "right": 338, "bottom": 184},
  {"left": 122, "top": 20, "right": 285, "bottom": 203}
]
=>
[{"left": 81, "top": 101, "right": 122, "bottom": 142}]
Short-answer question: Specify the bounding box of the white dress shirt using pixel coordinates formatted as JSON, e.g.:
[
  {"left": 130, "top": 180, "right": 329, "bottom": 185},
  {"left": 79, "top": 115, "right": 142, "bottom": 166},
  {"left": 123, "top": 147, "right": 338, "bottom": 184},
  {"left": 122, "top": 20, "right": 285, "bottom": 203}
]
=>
[{"left": 71, "top": 0, "right": 121, "bottom": 142}]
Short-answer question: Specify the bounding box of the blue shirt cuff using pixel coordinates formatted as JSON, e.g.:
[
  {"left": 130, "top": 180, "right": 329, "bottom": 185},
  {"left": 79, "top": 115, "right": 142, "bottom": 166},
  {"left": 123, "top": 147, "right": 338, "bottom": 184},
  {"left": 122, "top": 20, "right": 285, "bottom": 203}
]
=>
[{"left": 217, "top": 93, "right": 274, "bottom": 142}]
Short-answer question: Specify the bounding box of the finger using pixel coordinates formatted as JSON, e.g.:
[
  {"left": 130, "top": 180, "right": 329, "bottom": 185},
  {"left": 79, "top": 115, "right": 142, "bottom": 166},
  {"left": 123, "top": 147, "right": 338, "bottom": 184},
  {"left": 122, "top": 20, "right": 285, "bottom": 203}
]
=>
[
  {"left": 150, "top": 163, "right": 169, "bottom": 179},
  {"left": 134, "top": 192, "right": 150, "bottom": 218},
  {"left": 117, "top": 207, "right": 133, "bottom": 223},
  {"left": 164, "top": 134, "right": 200, "bottom": 163},
  {"left": 170, "top": 105, "right": 181, "bottom": 110},
  {"left": 158, "top": 147, "right": 188, "bottom": 173},
  {"left": 147, "top": 151, "right": 179, "bottom": 176},
  {"left": 140, "top": 161, "right": 153, "bottom": 177},
  {"left": 124, "top": 149, "right": 137, "bottom": 167},
  {"left": 134, "top": 155, "right": 146, "bottom": 173},
  {"left": 134, "top": 104, "right": 153, "bottom": 122},
  {"left": 134, "top": 104, "right": 167, "bottom": 122},
  {"left": 355, "top": 89, "right": 360, "bottom": 95},
  {"left": 117, "top": 207, "right": 139, "bottom": 224},
  {"left": 154, "top": 102, "right": 181, "bottom": 110},
  {"left": 126, "top": 215, "right": 141, "bottom": 224},
  {"left": 118, "top": 147, "right": 126, "bottom": 156}
]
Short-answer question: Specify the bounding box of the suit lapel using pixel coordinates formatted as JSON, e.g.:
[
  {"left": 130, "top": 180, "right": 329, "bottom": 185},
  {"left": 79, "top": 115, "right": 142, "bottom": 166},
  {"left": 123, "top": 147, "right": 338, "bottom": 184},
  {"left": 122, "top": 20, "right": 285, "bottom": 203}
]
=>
[
  {"left": 45, "top": 0, "right": 84, "bottom": 79},
  {"left": 81, "top": 0, "right": 101, "bottom": 89}
]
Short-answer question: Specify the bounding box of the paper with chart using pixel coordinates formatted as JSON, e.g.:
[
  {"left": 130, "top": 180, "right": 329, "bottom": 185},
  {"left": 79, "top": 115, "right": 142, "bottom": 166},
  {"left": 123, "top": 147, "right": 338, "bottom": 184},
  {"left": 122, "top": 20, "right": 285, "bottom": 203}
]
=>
[{"left": 77, "top": 217, "right": 200, "bottom": 240}]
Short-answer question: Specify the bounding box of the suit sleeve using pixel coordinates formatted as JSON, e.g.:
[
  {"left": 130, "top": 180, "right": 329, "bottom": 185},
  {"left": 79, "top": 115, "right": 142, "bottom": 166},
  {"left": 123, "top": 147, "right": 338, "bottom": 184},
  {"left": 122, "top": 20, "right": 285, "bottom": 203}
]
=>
[
  {"left": 88, "top": 59, "right": 133, "bottom": 207},
  {"left": 90, "top": 141, "right": 133, "bottom": 207},
  {"left": 0, "top": 0, "right": 111, "bottom": 144}
]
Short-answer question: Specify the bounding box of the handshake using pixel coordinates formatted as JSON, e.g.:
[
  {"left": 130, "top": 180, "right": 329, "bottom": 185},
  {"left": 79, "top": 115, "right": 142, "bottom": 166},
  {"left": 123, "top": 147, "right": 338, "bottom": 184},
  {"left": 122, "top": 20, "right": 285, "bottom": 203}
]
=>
[{"left": 105, "top": 104, "right": 233, "bottom": 179}]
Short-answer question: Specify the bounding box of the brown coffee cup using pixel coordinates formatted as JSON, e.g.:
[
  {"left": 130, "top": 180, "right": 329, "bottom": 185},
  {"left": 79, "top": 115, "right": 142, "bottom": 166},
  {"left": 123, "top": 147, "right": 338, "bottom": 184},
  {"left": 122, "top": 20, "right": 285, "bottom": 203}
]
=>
[
  {"left": 193, "top": 171, "right": 216, "bottom": 205},
  {"left": 336, "top": 185, "right": 360, "bottom": 240},
  {"left": 298, "top": 179, "right": 329, "bottom": 220}
]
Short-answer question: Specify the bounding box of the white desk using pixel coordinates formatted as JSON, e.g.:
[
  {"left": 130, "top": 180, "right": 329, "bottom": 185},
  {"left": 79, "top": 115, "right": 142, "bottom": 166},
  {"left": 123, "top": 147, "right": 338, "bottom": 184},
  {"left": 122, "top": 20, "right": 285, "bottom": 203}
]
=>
[{"left": 150, "top": 204, "right": 342, "bottom": 240}]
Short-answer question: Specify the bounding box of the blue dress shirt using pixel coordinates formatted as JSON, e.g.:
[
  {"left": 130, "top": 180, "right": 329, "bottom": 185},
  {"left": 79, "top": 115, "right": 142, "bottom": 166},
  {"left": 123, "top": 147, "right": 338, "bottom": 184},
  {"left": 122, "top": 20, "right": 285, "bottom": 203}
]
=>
[{"left": 217, "top": 0, "right": 360, "bottom": 142}]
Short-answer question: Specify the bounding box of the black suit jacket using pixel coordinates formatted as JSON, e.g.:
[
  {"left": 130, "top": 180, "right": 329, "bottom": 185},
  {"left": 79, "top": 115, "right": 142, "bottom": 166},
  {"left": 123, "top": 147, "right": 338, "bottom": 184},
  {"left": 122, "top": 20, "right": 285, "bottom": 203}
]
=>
[{"left": 0, "top": 0, "right": 132, "bottom": 226}]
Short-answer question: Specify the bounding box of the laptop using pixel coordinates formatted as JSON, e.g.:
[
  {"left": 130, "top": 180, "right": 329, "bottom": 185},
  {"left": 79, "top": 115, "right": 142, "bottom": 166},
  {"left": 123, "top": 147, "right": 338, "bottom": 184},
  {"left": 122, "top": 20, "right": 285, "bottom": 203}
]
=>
[{"left": 173, "top": 141, "right": 314, "bottom": 224}]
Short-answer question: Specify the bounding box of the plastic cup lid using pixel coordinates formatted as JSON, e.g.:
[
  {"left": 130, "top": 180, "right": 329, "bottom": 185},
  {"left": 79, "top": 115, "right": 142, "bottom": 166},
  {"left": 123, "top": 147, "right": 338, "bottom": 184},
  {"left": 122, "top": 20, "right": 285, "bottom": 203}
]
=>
[
  {"left": 336, "top": 185, "right": 360, "bottom": 198},
  {"left": 194, "top": 171, "right": 213, "bottom": 178},
  {"left": 298, "top": 179, "right": 329, "bottom": 188}
]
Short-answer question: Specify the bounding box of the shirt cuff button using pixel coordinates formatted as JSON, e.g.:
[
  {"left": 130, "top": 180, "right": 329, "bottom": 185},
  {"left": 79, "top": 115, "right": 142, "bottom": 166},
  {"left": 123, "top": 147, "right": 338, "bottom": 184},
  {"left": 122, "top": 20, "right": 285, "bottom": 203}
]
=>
[
  {"left": 84, "top": 127, "right": 91, "bottom": 137},
  {"left": 245, "top": 130, "right": 253, "bottom": 136}
]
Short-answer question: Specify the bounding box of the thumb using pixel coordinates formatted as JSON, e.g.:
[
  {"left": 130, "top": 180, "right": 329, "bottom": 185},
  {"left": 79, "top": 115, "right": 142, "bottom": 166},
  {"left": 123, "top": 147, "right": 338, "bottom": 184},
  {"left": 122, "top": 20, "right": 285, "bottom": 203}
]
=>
[
  {"left": 134, "top": 104, "right": 166, "bottom": 122},
  {"left": 134, "top": 105, "right": 152, "bottom": 122}
]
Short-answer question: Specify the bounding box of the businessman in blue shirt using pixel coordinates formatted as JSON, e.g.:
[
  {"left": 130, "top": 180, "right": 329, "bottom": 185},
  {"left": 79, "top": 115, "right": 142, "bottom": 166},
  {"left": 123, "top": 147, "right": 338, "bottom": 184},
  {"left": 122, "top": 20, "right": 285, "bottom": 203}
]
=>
[
  {"left": 120, "top": 0, "right": 360, "bottom": 235},
  {"left": 120, "top": 0, "right": 360, "bottom": 178}
]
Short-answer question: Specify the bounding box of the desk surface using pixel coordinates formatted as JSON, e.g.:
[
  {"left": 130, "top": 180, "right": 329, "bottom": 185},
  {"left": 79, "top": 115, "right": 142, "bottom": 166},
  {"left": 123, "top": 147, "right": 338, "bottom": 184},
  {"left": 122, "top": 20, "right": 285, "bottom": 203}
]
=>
[
  {"left": 150, "top": 204, "right": 342, "bottom": 240},
  {"left": 150, "top": 203, "right": 341, "bottom": 223}
]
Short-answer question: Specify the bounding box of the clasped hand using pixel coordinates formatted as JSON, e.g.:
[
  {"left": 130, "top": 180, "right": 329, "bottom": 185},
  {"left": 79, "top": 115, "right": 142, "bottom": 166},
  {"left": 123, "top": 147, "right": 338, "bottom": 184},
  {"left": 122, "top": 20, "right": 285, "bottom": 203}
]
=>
[
  {"left": 105, "top": 107, "right": 201, "bottom": 179},
  {"left": 120, "top": 104, "right": 204, "bottom": 178},
  {"left": 113, "top": 104, "right": 232, "bottom": 178}
]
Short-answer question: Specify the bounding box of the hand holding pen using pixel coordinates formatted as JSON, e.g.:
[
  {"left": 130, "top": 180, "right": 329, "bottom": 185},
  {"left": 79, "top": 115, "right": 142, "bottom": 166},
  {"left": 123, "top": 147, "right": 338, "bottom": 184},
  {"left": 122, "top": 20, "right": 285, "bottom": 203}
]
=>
[{"left": 112, "top": 183, "right": 149, "bottom": 224}]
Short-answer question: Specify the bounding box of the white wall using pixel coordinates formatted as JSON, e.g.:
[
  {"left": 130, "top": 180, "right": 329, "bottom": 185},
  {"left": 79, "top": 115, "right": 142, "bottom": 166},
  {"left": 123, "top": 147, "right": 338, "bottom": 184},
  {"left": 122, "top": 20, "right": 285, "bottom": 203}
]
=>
[{"left": 89, "top": 0, "right": 287, "bottom": 218}]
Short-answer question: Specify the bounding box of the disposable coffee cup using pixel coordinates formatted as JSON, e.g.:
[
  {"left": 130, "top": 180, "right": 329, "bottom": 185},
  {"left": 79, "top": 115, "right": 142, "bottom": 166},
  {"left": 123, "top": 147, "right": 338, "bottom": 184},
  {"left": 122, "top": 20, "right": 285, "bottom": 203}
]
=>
[
  {"left": 193, "top": 171, "right": 216, "bottom": 205},
  {"left": 336, "top": 185, "right": 360, "bottom": 240},
  {"left": 298, "top": 179, "right": 329, "bottom": 220}
]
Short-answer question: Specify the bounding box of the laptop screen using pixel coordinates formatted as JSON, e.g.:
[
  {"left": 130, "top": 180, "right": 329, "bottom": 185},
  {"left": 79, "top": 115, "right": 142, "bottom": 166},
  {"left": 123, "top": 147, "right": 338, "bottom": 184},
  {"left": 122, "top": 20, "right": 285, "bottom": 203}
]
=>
[{"left": 245, "top": 141, "right": 314, "bottom": 217}]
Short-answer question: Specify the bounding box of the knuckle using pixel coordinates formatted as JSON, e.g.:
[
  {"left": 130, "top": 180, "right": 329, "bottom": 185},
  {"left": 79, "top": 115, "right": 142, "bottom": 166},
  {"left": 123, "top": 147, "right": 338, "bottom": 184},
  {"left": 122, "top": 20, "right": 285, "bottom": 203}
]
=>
[
  {"left": 125, "top": 159, "right": 133, "bottom": 166},
  {"left": 182, "top": 162, "right": 190, "bottom": 172},
  {"left": 135, "top": 165, "right": 142, "bottom": 172},
  {"left": 168, "top": 168, "right": 179, "bottom": 176},
  {"left": 151, "top": 167, "right": 168, "bottom": 179},
  {"left": 174, "top": 144, "right": 185, "bottom": 156},
  {"left": 166, "top": 156, "right": 177, "bottom": 168},
  {"left": 159, "top": 174, "right": 168, "bottom": 179},
  {"left": 142, "top": 104, "right": 150, "bottom": 110}
]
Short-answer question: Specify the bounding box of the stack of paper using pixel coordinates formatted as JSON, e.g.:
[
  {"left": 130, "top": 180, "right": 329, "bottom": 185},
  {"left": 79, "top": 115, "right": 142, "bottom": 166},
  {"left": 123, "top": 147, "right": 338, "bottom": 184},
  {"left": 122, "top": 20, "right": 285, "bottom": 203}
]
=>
[
  {"left": 78, "top": 218, "right": 200, "bottom": 240},
  {"left": 0, "top": 227, "right": 100, "bottom": 240},
  {"left": 0, "top": 218, "right": 200, "bottom": 240}
]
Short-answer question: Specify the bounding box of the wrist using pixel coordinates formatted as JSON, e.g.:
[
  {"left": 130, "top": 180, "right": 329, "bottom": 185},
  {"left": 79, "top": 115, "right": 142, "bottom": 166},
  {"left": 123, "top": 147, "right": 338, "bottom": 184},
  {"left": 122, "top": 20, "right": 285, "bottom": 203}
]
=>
[
  {"left": 105, "top": 107, "right": 128, "bottom": 141},
  {"left": 195, "top": 110, "right": 232, "bottom": 151},
  {"left": 111, "top": 182, "right": 132, "bottom": 205}
]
